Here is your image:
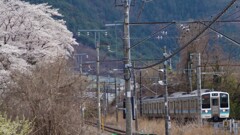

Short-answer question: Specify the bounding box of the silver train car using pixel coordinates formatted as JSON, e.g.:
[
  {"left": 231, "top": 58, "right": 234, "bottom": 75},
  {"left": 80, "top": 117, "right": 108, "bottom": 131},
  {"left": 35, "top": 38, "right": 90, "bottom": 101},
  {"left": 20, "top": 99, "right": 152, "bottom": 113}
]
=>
[{"left": 141, "top": 89, "right": 230, "bottom": 121}]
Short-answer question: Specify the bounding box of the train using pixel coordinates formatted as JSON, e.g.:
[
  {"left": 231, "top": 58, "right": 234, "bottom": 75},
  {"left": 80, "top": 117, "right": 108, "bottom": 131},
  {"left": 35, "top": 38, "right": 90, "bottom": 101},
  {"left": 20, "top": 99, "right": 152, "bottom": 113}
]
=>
[{"left": 140, "top": 89, "right": 230, "bottom": 122}]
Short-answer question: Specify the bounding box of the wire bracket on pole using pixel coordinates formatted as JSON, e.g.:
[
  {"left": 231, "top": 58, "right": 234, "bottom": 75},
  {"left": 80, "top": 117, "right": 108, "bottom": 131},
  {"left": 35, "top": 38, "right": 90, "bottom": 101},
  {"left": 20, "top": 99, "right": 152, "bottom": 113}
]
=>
[{"left": 125, "top": 63, "right": 132, "bottom": 68}]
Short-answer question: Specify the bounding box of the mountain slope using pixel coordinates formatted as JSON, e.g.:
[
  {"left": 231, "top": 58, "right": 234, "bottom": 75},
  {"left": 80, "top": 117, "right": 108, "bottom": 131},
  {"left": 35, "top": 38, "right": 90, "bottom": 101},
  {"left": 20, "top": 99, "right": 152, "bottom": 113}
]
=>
[{"left": 24, "top": 0, "right": 239, "bottom": 59}]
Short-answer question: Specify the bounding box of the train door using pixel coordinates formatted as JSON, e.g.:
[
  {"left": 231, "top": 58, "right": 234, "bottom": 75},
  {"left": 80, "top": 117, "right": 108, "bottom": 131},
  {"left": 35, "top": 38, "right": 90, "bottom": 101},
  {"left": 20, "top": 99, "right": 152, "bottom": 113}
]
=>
[
  {"left": 219, "top": 93, "right": 230, "bottom": 118},
  {"left": 211, "top": 98, "right": 220, "bottom": 117},
  {"left": 202, "top": 94, "right": 211, "bottom": 119}
]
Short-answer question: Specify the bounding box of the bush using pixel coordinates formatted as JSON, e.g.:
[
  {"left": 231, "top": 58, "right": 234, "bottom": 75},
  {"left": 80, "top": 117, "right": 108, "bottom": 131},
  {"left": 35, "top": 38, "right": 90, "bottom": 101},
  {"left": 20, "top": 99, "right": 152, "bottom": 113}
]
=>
[
  {"left": 0, "top": 113, "right": 32, "bottom": 135},
  {"left": 1, "top": 58, "right": 90, "bottom": 135}
]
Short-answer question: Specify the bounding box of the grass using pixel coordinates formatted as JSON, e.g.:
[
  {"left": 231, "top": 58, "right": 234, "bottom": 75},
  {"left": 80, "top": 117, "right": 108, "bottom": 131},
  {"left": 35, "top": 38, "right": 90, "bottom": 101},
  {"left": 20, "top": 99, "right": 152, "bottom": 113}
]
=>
[{"left": 103, "top": 115, "right": 234, "bottom": 135}]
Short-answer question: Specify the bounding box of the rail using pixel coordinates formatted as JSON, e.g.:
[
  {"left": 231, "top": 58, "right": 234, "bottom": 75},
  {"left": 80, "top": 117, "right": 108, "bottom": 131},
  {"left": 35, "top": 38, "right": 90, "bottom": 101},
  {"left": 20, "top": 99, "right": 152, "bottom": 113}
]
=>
[{"left": 85, "top": 121, "right": 126, "bottom": 135}]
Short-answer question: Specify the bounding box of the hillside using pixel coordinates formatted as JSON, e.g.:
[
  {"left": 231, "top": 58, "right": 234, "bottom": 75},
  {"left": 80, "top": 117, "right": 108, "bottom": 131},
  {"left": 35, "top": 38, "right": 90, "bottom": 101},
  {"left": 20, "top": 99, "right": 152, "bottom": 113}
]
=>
[{"left": 24, "top": 0, "right": 240, "bottom": 60}]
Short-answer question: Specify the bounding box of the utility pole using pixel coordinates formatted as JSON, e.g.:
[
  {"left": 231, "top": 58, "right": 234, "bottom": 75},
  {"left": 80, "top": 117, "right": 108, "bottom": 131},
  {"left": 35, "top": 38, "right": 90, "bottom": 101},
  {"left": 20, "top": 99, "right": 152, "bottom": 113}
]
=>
[
  {"left": 196, "top": 53, "right": 202, "bottom": 125},
  {"left": 133, "top": 62, "right": 138, "bottom": 132},
  {"left": 163, "top": 46, "right": 170, "bottom": 135},
  {"left": 104, "top": 81, "right": 107, "bottom": 118},
  {"left": 96, "top": 32, "right": 101, "bottom": 133},
  {"left": 78, "top": 29, "right": 107, "bottom": 134},
  {"left": 123, "top": 0, "right": 132, "bottom": 134},
  {"left": 139, "top": 70, "right": 143, "bottom": 116},
  {"left": 188, "top": 54, "right": 193, "bottom": 92},
  {"left": 114, "top": 76, "right": 118, "bottom": 123}
]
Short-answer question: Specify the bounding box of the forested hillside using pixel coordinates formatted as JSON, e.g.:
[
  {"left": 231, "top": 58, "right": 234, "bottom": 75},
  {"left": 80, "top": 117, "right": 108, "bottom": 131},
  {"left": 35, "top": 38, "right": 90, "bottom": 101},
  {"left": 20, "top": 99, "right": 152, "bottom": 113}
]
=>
[
  {"left": 24, "top": 0, "right": 239, "bottom": 59},
  {"left": 25, "top": 0, "right": 230, "bottom": 30}
]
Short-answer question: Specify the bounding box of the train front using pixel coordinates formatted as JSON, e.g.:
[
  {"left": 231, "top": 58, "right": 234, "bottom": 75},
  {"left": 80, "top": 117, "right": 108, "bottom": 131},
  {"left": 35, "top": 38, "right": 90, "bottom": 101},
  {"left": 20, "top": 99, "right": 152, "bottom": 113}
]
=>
[{"left": 201, "top": 92, "right": 230, "bottom": 121}]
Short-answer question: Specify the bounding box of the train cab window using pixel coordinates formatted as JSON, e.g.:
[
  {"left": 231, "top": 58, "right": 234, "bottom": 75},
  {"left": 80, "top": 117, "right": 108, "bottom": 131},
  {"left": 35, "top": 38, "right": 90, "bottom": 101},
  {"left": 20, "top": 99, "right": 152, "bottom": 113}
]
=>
[
  {"left": 202, "top": 94, "right": 210, "bottom": 108},
  {"left": 220, "top": 93, "right": 228, "bottom": 108},
  {"left": 212, "top": 98, "right": 219, "bottom": 106}
]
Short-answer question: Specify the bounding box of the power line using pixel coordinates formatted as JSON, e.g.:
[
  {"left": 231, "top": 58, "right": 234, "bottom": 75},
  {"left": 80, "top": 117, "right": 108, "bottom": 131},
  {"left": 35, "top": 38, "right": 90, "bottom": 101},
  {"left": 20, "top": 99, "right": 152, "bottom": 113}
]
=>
[
  {"left": 200, "top": 64, "right": 240, "bottom": 67},
  {"left": 128, "top": 19, "right": 240, "bottom": 25},
  {"left": 132, "top": 0, "right": 238, "bottom": 70},
  {"left": 199, "top": 22, "right": 240, "bottom": 47},
  {"left": 221, "top": 7, "right": 240, "bottom": 20},
  {"left": 130, "top": 23, "right": 174, "bottom": 49}
]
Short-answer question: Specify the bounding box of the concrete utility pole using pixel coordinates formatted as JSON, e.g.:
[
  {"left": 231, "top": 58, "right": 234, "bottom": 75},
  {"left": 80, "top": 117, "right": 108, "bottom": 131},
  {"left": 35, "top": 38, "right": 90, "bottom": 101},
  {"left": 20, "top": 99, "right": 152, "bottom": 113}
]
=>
[
  {"left": 123, "top": 0, "right": 132, "bottom": 134},
  {"left": 139, "top": 70, "right": 143, "bottom": 116},
  {"left": 78, "top": 29, "right": 106, "bottom": 134},
  {"left": 133, "top": 62, "right": 138, "bottom": 132},
  {"left": 188, "top": 54, "right": 193, "bottom": 92},
  {"left": 114, "top": 76, "right": 118, "bottom": 123},
  {"left": 190, "top": 53, "right": 202, "bottom": 125},
  {"left": 163, "top": 46, "right": 170, "bottom": 135},
  {"left": 196, "top": 53, "right": 202, "bottom": 125},
  {"left": 95, "top": 32, "right": 101, "bottom": 133}
]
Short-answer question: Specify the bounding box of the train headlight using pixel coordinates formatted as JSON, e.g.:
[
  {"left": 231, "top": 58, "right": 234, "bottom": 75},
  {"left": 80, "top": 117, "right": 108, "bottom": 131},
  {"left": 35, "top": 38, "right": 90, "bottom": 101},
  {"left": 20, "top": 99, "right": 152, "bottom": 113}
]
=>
[
  {"left": 205, "top": 110, "right": 208, "bottom": 113},
  {"left": 223, "top": 109, "right": 226, "bottom": 112}
]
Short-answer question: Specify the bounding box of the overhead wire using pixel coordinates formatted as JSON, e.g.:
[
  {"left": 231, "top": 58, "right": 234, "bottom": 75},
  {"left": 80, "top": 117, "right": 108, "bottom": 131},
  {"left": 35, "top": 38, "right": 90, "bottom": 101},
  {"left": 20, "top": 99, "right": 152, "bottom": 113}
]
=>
[
  {"left": 220, "top": 3, "right": 240, "bottom": 20},
  {"left": 132, "top": 0, "right": 238, "bottom": 70},
  {"left": 202, "top": 7, "right": 240, "bottom": 59},
  {"left": 199, "top": 22, "right": 240, "bottom": 47},
  {"left": 128, "top": 20, "right": 240, "bottom": 25},
  {"left": 117, "top": 26, "right": 233, "bottom": 68},
  {"left": 129, "top": 17, "right": 240, "bottom": 64},
  {"left": 200, "top": 5, "right": 240, "bottom": 58},
  {"left": 130, "top": 22, "right": 174, "bottom": 49},
  {"left": 131, "top": 1, "right": 240, "bottom": 67}
]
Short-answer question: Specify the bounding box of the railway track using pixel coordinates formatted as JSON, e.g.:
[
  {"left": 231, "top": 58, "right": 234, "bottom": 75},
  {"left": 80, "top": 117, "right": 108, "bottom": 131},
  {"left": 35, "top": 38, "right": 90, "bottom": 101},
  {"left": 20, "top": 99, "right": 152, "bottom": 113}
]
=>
[{"left": 85, "top": 121, "right": 126, "bottom": 135}]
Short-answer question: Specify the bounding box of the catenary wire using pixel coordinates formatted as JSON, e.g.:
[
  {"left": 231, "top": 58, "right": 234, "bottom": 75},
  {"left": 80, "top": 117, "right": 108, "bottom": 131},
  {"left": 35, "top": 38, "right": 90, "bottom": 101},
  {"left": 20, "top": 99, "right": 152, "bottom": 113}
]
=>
[
  {"left": 128, "top": 19, "right": 240, "bottom": 25},
  {"left": 132, "top": 0, "right": 238, "bottom": 70},
  {"left": 130, "top": 23, "right": 174, "bottom": 49},
  {"left": 199, "top": 22, "right": 240, "bottom": 47}
]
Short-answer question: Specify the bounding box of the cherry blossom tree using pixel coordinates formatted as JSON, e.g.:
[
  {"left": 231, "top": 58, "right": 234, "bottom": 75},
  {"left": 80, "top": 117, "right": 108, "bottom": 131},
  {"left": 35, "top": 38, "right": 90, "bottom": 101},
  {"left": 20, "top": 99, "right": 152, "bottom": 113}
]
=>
[
  {"left": 0, "top": 0, "right": 77, "bottom": 84},
  {"left": 0, "top": 1, "right": 97, "bottom": 134}
]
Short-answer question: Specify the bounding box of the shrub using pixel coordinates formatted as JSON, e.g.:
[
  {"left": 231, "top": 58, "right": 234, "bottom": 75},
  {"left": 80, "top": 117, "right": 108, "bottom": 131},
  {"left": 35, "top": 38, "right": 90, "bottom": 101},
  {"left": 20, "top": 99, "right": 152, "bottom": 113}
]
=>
[{"left": 0, "top": 113, "right": 32, "bottom": 135}]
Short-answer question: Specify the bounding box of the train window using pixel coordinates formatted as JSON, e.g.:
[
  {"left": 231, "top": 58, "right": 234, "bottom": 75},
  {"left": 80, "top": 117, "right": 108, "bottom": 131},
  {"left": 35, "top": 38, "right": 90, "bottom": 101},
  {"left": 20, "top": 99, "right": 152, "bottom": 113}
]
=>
[
  {"left": 212, "top": 98, "right": 219, "bottom": 106},
  {"left": 184, "top": 101, "right": 186, "bottom": 108},
  {"left": 202, "top": 94, "right": 210, "bottom": 108},
  {"left": 220, "top": 93, "right": 228, "bottom": 108},
  {"left": 192, "top": 100, "right": 194, "bottom": 108},
  {"left": 159, "top": 103, "right": 161, "bottom": 109}
]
